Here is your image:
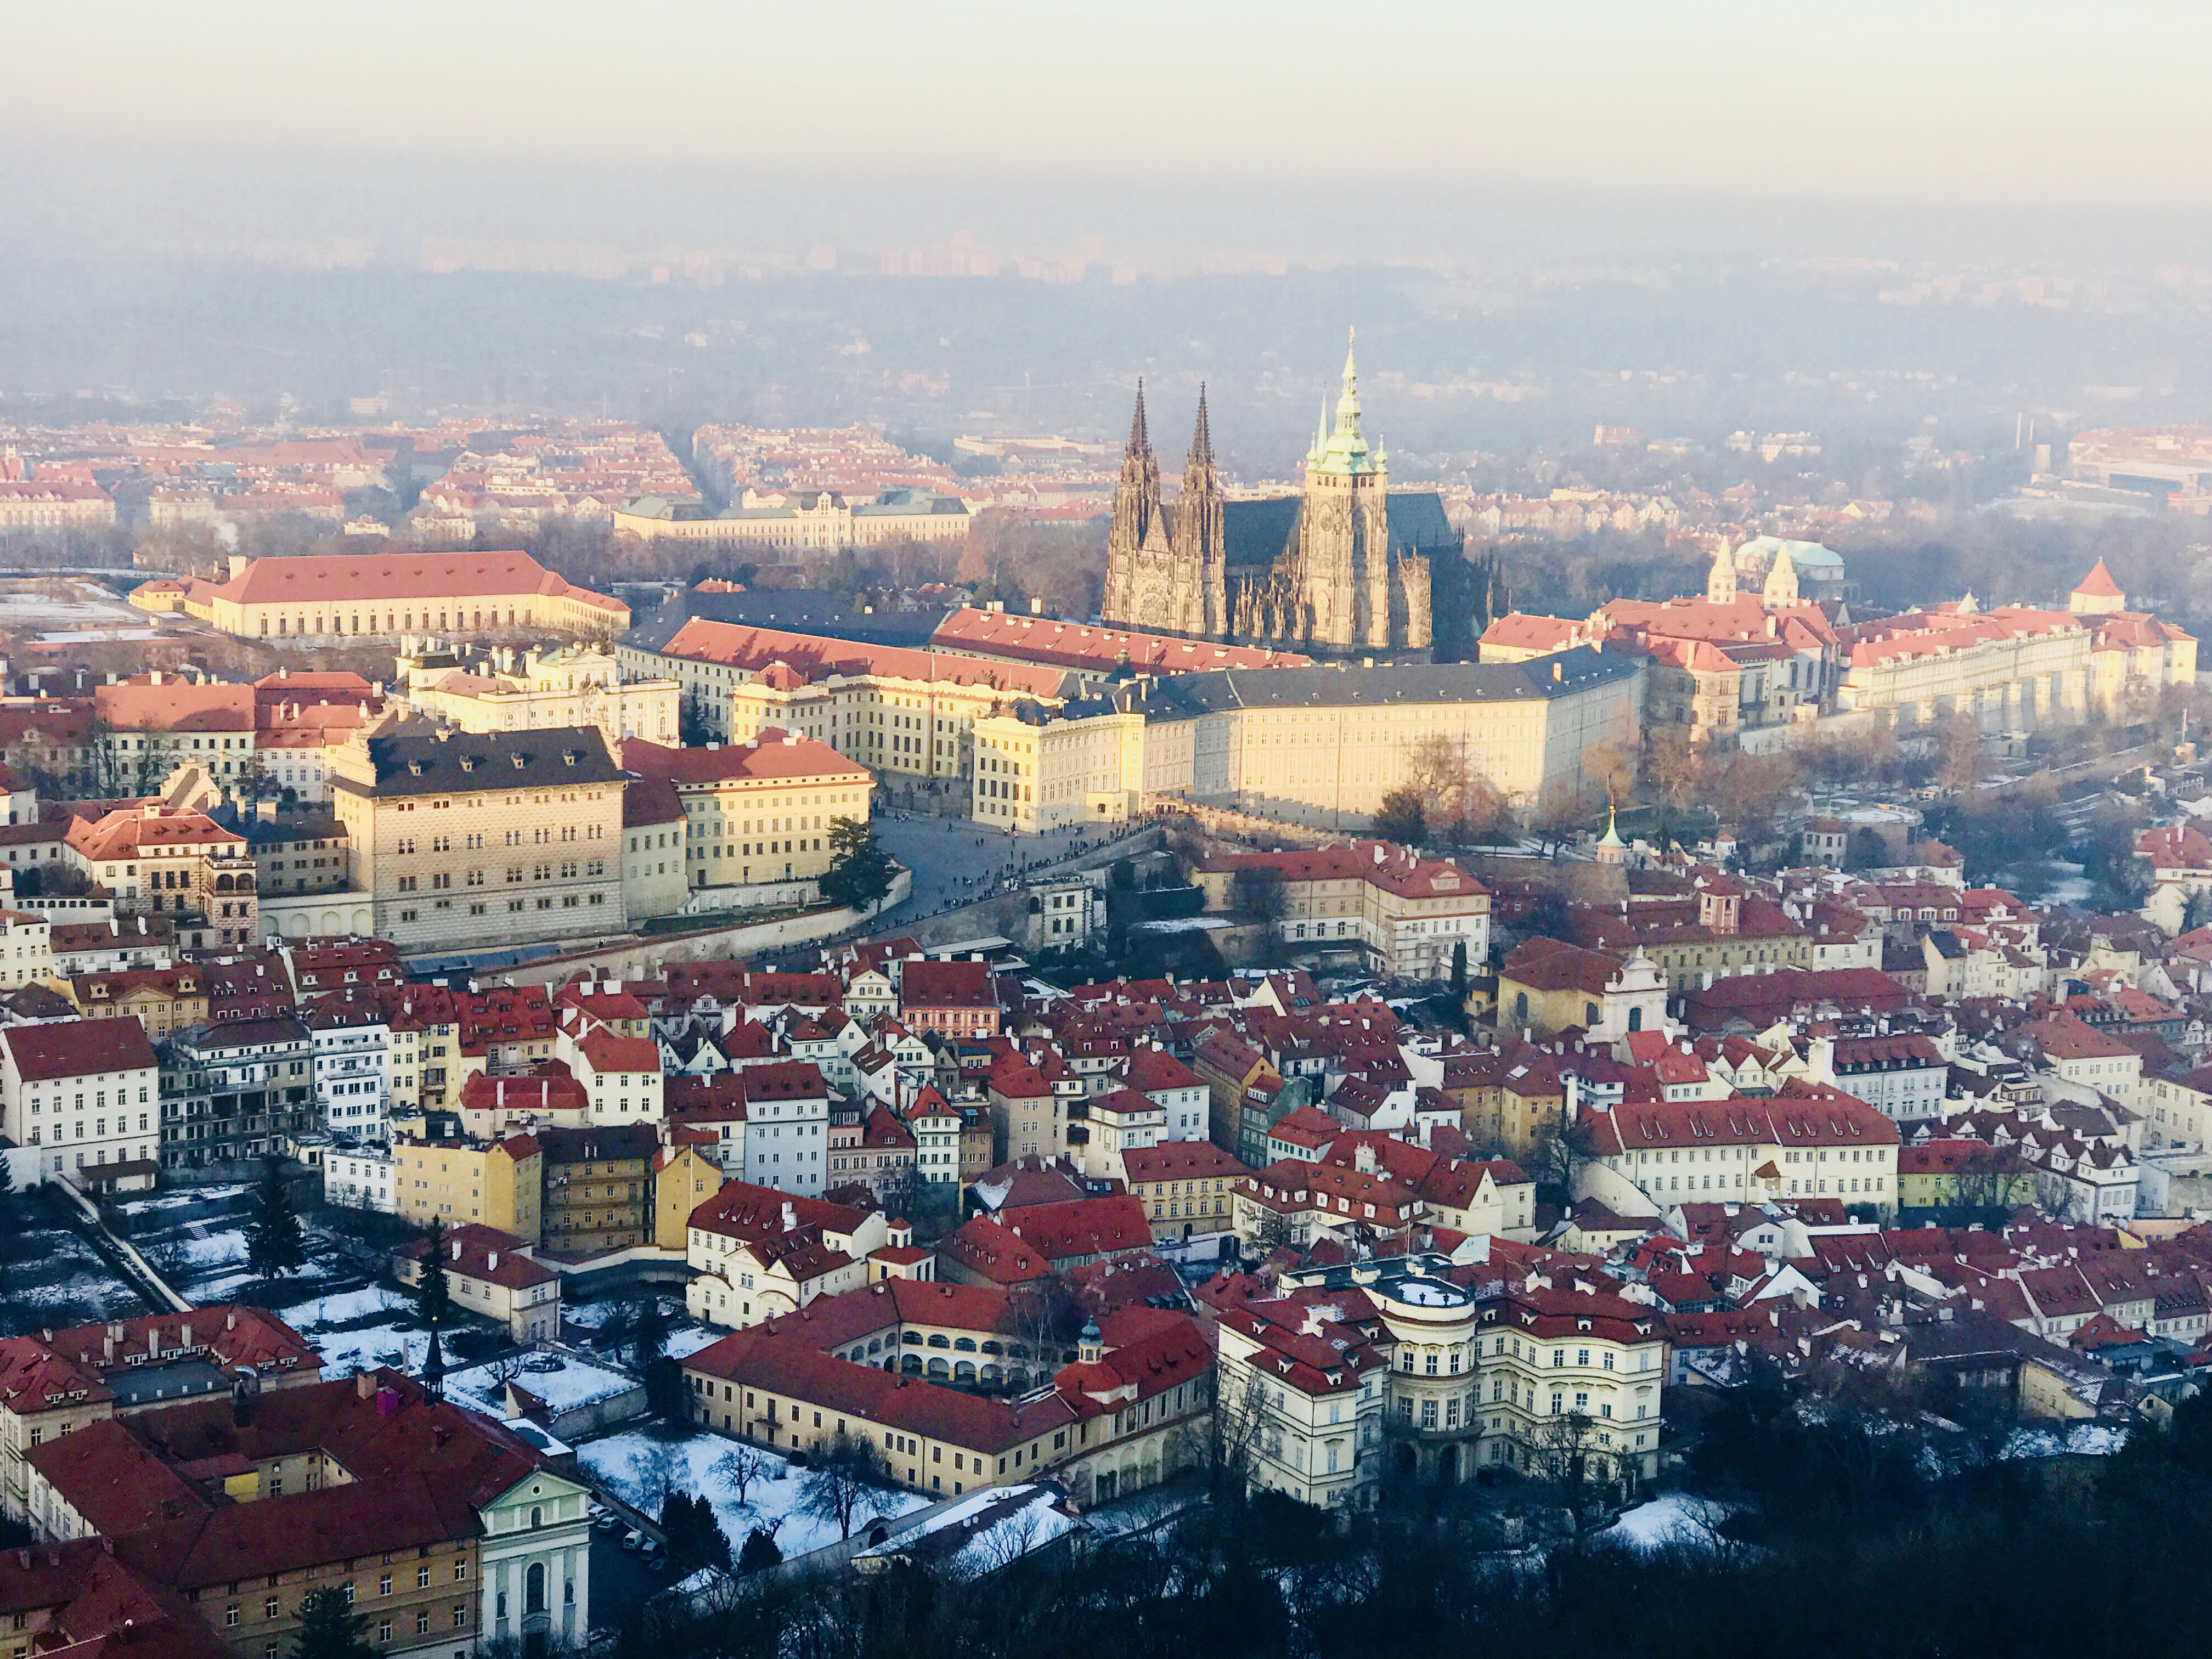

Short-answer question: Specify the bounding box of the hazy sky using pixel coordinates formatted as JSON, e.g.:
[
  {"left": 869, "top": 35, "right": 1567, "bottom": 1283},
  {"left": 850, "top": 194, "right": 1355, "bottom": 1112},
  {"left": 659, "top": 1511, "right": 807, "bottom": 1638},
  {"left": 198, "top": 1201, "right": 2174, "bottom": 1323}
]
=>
[
  {"left": 4, "top": 1, "right": 2203, "bottom": 212},
  {"left": 6, "top": 1, "right": 2212, "bottom": 276}
]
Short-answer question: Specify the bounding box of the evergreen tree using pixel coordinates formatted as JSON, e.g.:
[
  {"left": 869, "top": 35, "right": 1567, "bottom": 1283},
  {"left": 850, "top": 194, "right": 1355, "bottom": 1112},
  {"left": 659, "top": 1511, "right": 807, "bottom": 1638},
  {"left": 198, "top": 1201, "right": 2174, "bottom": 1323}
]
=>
[
  {"left": 246, "top": 1159, "right": 308, "bottom": 1282},
  {"left": 735, "top": 1526, "right": 782, "bottom": 1573},
  {"left": 291, "top": 1587, "right": 375, "bottom": 1659},
  {"left": 819, "top": 817, "right": 897, "bottom": 912},
  {"left": 661, "top": 1490, "right": 733, "bottom": 1575},
  {"left": 0, "top": 1153, "right": 20, "bottom": 1263},
  {"left": 413, "top": 1216, "right": 452, "bottom": 1330},
  {"left": 1372, "top": 787, "right": 1426, "bottom": 847},
  {"left": 630, "top": 1294, "right": 668, "bottom": 1365},
  {"left": 1450, "top": 938, "right": 1469, "bottom": 997}
]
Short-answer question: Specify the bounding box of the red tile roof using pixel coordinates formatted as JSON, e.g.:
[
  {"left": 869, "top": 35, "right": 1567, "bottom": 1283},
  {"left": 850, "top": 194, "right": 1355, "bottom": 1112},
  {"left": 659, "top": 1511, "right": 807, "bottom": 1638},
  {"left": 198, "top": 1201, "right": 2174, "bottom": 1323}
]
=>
[{"left": 0, "top": 1017, "right": 158, "bottom": 1081}]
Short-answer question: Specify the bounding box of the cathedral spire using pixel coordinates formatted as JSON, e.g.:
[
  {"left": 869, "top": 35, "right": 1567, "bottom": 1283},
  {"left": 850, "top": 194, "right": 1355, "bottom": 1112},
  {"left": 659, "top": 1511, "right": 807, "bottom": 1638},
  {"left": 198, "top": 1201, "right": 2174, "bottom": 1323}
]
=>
[
  {"left": 1126, "top": 379, "right": 1150, "bottom": 458},
  {"left": 1190, "top": 383, "right": 1212, "bottom": 467}
]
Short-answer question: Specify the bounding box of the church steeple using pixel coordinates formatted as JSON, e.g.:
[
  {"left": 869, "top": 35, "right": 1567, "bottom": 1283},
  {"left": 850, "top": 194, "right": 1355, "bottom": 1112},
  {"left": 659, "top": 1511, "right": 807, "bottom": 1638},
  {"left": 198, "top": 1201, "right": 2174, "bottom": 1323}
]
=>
[
  {"left": 1312, "top": 326, "right": 1373, "bottom": 476},
  {"left": 1189, "top": 382, "right": 1212, "bottom": 467},
  {"left": 1126, "top": 378, "right": 1151, "bottom": 458}
]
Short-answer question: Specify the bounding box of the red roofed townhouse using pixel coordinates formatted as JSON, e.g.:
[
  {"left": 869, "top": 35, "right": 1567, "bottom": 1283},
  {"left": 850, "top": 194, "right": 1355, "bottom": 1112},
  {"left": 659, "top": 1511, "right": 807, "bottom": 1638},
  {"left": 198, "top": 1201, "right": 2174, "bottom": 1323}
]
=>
[
  {"left": 985, "top": 1051, "right": 1060, "bottom": 1163},
  {"left": 0, "top": 1305, "right": 320, "bottom": 1525},
  {"left": 683, "top": 1176, "right": 893, "bottom": 1328},
  {"left": 620, "top": 733, "right": 873, "bottom": 895},
  {"left": 1121, "top": 1141, "right": 1250, "bottom": 1240},
  {"left": 174, "top": 546, "right": 629, "bottom": 640},
  {"left": 0, "top": 477, "right": 115, "bottom": 534},
  {"left": 2029, "top": 1009, "right": 2143, "bottom": 1110},
  {"left": 393, "top": 1224, "right": 561, "bottom": 1342},
  {"left": 0, "top": 1018, "right": 161, "bottom": 1187},
  {"left": 1231, "top": 1156, "right": 1427, "bottom": 1249},
  {"left": 19, "top": 1367, "right": 596, "bottom": 1657},
  {"left": 901, "top": 957, "right": 1000, "bottom": 1040},
  {"left": 64, "top": 805, "right": 259, "bottom": 952},
  {"left": 682, "top": 1303, "right": 1213, "bottom": 1508},
  {"left": 1126, "top": 1045, "right": 1210, "bottom": 1139},
  {"left": 1193, "top": 840, "right": 1491, "bottom": 981},
  {"left": 724, "top": 1059, "right": 830, "bottom": 1196}
]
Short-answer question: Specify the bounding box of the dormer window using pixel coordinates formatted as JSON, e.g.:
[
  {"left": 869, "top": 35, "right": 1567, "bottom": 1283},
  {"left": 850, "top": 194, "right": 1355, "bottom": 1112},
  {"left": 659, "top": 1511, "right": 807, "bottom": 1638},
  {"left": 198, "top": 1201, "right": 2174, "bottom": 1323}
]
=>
[{"left": 511, "top": 754, "right": 526, "bottom": 769}]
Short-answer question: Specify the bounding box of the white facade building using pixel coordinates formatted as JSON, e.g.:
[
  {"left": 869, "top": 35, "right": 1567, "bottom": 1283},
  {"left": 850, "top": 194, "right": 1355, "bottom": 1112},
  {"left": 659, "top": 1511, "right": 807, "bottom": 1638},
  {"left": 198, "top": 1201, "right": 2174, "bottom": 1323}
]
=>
[{"left": 324, "top": 1144, "right": 399, "bottom": 1212}]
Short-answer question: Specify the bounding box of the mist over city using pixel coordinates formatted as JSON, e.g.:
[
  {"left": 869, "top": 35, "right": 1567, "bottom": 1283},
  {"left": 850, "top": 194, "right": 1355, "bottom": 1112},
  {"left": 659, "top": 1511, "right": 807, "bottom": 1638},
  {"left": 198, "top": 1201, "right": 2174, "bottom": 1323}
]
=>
[{"left": 4, "top": 9, "right": 2212, "bottom": 1659}]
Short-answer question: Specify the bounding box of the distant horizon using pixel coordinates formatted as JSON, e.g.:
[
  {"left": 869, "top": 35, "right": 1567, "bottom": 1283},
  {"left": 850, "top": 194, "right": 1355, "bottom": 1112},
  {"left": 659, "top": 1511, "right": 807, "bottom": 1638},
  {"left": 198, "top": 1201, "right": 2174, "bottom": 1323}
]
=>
[{"left": 8, "top": 2, "right": 2212, "bottom": 269}]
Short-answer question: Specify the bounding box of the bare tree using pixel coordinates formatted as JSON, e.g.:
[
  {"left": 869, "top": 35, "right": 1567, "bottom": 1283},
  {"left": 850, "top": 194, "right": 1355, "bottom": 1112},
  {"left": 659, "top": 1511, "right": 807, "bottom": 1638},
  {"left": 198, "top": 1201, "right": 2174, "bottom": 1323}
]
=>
[
  {"left": 1643, "top": 726, "right": 1703, "bottom": 817},
  {"left": 713, "top": 1443, "right": 777, "bottom": 1510},
  {"left": 1232, "top": 866, "right": 1287, "bottom": 929},
  {"left": 1579, "top": 740, "right": 1636, "bottom": 806},
  {"left": 795, "top": 1431, "right": 895, "bottom": 1541},
  {"left": 1937, "top": 712, "right": 1985, "bottom": 794}
]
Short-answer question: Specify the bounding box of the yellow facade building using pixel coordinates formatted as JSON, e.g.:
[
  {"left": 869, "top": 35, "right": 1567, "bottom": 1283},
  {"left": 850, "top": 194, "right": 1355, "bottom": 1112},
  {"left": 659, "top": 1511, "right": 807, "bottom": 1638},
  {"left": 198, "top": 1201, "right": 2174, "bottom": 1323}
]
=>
[
  {"left": 394, "top": 1131, "right": 543, "bottom": 1237},
  {"left": 616, "top": 616, "right": 1069, "bottom": 785},
  {"left": 971, "top": 698, "right": 1146, "bottom": 832},
  {"left": 619, "top": 732, "right": 873, "bottom": 893},
  {"left": 164, "top": 549, "right": 629, "bottom": 642},
  {"left": 1137, "top": 649, "right": 1644, "bottom": 825}
]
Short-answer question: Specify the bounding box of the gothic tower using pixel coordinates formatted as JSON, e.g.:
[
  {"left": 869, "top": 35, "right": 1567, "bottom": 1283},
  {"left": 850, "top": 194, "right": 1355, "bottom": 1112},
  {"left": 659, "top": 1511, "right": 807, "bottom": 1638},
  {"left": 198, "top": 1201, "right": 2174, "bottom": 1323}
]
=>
[
  {"left": 1294, "top": 332, "right": 1393, "bottom": 651},
  {"left": 1100, "top": 383, "right": 1167, "bottom": 629},
  {"left": 1173, "top": 385, "right": 1228, "bottom": 638}
]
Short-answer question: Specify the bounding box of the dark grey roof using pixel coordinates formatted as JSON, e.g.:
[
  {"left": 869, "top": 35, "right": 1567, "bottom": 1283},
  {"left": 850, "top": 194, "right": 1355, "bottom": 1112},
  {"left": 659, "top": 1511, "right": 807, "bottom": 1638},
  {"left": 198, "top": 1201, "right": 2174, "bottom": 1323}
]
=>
[
  {"left": 623, "top": 588, "right": 952, "bottom": 655},
  {"left": 221, "top": 810, "right": 347, "bottom": 849},
  {"left": 334, "top": 726, "right": 623, "bottom": 799},
  {"left": 1121, "top": 646, "right": 1639, "bottom": 719},
  {"left": 1221, "top": 490, "right": 1460, "bottom": 568}
]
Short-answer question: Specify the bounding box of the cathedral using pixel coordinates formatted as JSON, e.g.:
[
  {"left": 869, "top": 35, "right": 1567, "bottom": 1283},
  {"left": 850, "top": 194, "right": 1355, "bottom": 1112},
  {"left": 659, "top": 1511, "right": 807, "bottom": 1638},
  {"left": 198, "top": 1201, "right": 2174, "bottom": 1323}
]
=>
[{"left": 1099, "top": 336, "right": 1440, "bottom": 657}]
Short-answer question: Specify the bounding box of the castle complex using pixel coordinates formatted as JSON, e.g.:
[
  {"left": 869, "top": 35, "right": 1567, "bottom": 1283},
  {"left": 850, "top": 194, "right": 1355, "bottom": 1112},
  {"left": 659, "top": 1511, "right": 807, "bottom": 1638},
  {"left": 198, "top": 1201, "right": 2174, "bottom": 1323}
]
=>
[{"left": 1100, "top": 335, "right": 1440, "bottom": 657}]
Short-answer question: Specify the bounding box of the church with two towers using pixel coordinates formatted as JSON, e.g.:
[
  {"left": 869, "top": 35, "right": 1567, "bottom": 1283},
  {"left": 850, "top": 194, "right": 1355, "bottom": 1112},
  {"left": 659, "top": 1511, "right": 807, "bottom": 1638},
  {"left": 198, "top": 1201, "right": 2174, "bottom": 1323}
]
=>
[{"left": 1099, "top": 335, "right": 1444, "bottom": 657}]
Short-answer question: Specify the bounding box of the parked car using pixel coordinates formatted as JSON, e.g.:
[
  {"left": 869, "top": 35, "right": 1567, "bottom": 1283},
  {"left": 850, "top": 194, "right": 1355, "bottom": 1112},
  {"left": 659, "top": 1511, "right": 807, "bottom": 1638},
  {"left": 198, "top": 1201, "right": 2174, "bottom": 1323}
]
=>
[
  {"left": 592, "top": 1514, "right": 621, "bottom": 1534},
  {"left": 622, "top": 1531, "right": 644, "bottom": 1552}
]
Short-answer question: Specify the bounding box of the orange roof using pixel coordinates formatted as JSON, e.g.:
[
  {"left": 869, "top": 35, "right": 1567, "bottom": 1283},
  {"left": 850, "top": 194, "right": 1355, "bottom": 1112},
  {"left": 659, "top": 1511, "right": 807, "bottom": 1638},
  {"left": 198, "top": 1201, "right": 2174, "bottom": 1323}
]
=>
[
  {"left": 205, "top": 549, "right": 627, "bottom": 617},
  {"left": 929, "top": 607, "right": 1306, "bottom": 674},
  {"left": 658, "top": 616, "right": 1067, "bottom": 697},
  {"left": 93, "top": 681, "right": 253, "bottom": 732},
  {"left": 2075, "top": 558, "right": 2124, "bottom": 597}
]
